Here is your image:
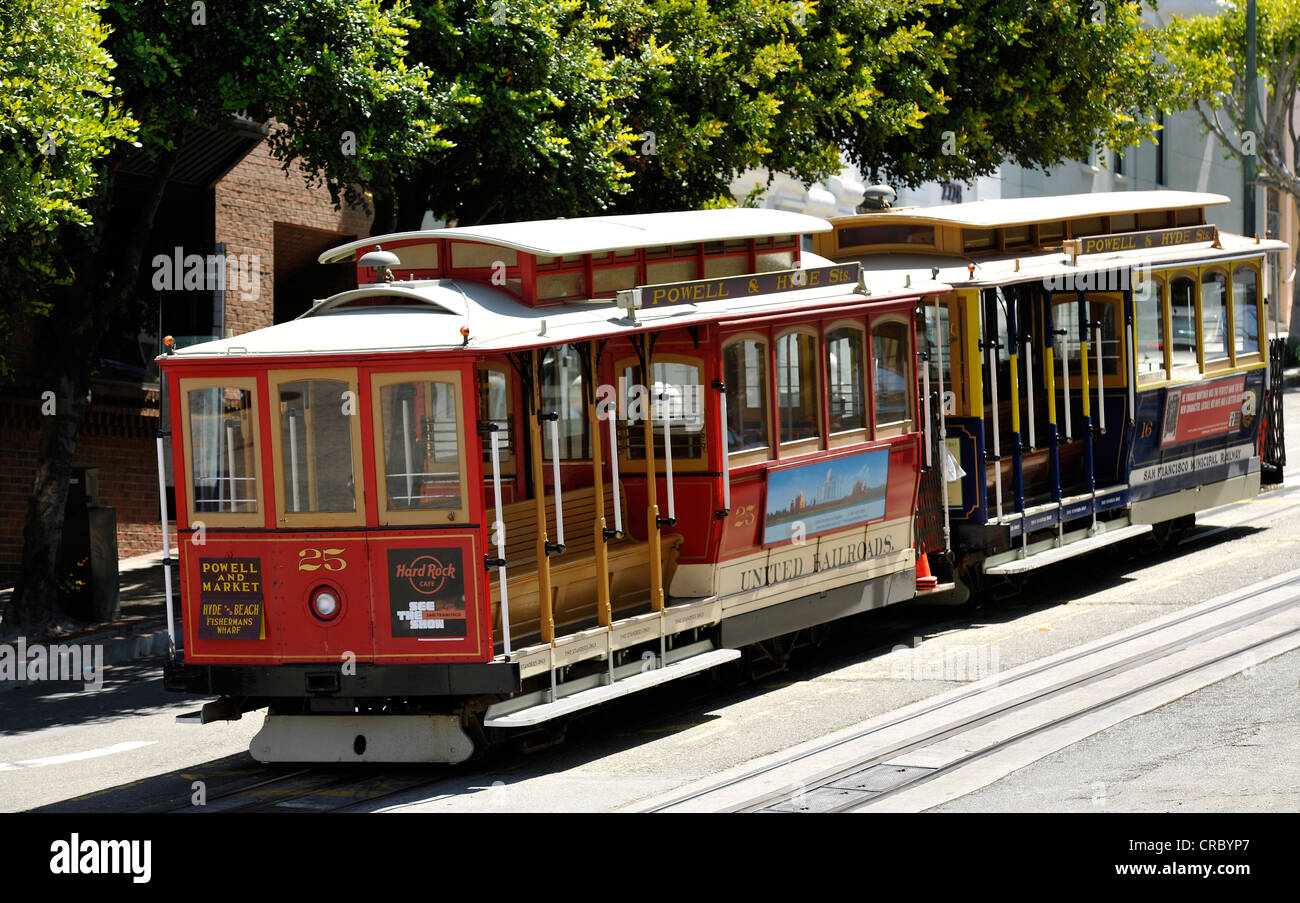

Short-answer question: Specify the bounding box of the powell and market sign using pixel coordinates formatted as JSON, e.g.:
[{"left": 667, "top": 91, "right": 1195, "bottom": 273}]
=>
[
  {"left": 619, "top": 262, "right": 861, "bottom": 312},
  {"left": 1063, "top": 224, "right": 1219, "bottom": 263}
]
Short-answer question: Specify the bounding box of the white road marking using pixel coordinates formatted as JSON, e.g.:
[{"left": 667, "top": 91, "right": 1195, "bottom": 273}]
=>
[{"left": 5, "top": 741, "right": 156, "bottom": 770}]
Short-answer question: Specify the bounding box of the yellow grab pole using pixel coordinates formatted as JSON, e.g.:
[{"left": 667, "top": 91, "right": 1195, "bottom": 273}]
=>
[
  {"left": 530, "top": 350, "right": 556, "bottom": 645},
  {"left": 1045, "top": 345, "right": 1057, "bottom": 425},
  {"left": 588, "top": 343, "right": 612, "bottom": 628}
]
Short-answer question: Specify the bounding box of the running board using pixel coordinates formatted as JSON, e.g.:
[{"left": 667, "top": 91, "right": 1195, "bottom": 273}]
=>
[
  {"left": 983, "top": 522, "right": 1152, "bottom": 576},
  {"left": 484, "top": 648, "right": 741, "bottom": 729}
]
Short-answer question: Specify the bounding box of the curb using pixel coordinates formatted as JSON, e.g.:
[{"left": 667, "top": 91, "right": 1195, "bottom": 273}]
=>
[{"left": 0, "top": 617, "right": 180, "bottom": 694}]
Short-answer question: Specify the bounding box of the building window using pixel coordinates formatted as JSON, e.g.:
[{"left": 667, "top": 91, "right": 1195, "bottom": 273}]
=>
[{"left": 723, "top": 337, "right": 770, "bottom": 454}]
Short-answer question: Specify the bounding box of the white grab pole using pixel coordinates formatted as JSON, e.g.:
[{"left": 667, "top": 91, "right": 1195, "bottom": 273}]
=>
[
  {"left": 289, "top": 411, "right": 301, "bottom": 512},
  {"left": 1094, "top": 322, "right": 1106, "bottom": 433},
  {"left": 548, "top": 416, "right": 564, "bottom": 547},
  {"left": 1025, "top": 338, "right": 1036, "bottom": 450},
  {"left": 400, "top": 399, "right": 413, "bottom": 506},
  {"left": 718, "top": 384, "right": 731, "bottom": 511},
  {"left": 490, "top": 428, "right": 511, "bottom": 657},
  {"left": 225, "top": 424, "right": 237, "bottom": 512},
  {"left": 934, "top": 299, "right": 950, "bottom": 552},
  {"left": 1126, "top": 321, "right": 1137, "bottom": 423},
  {"left": 661, "top": 395, "right": 676, "bottom": 522},
  {"left": 607, "top": 408, "right": 623, "bottom": 535},
  {"left": 921, "top": 352, "right": 932, "bottom": 469},
  {"left": 1060, "top": 332, "right": 1073, "bottom": 441},
  {"left": 155, "top": 436, "right": 176, "bottom": 657}
]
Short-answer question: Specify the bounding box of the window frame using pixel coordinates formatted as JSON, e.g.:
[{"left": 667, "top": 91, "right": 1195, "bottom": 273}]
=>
[
  {"left": 178, "top": 376, "right": 265, "bottom": 529},
  {"left": 1230, "top": 262, "right": 1263, "bottom": 366},
  {"left": 1133, "top": 274, "right": 1170, "bottom": 385},
  {"left": 267, "top": 368, "right": 367, "bottom": 529},
  {"left": 824, "top": 319, "right": 871, "bottom": 448},
  {"left": 1166, "top": 270, "right": 1200, "bottom": 381},
  {"left": 1198, "top": 265, "right": 1232, "bottom": 373},
  {"left": 868, "top": 313, "right": 915, "bottom": 438},
  {"left": 612, "top": 353, "right": 710, "bottom": 473},
  {"left": 721, "top": 332, "right": 775, "bottom": 467},
  {"left": 369, "top": 369, "right": 471, "bottom": 526},
  {"left": 773, "top": 325, "right": 825, "bottom": 455},
  {"left": 476, "top": 362, "right": 517, "bottom": 477}
]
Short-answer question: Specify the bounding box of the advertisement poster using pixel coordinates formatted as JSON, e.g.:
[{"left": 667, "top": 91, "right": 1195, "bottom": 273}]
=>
[
  {"left": 387, "top": 548, "right": 467, "bottom": 639},
  {"left": 763, "top": 448, "right": 889, "bottom": 545},
  {"left": 1160, "top": 375, "right": 1249, "bottom": 447},
  {"left": 197, "top": 557, "right": 264, "bottom": 640}
]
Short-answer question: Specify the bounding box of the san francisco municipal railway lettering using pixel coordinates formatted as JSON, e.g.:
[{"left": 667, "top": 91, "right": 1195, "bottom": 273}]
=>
[
  {"left": 198, "top": 557, "right": 264, "bottom": 639},
  {"left": 739, "top": 534, "right": 896, "bottom": 591}
]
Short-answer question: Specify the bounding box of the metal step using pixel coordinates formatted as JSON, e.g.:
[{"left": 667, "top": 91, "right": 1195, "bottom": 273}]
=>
[
  {"left": 484, "top": 648, "right": 741, "bottom": 729},
  {"left": 983, "top": 522, "right": 1152, "bottom": 576}
]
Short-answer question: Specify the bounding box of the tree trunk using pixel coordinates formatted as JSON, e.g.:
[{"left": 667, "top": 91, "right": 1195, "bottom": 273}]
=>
[{"left": 2, "top": 143, "right": 181, "bottom": 636}]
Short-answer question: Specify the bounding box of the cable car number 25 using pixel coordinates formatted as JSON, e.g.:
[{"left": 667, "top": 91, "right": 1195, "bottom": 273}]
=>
[{"left": 299, "top": 548, "right": 347, "bottom": 571}]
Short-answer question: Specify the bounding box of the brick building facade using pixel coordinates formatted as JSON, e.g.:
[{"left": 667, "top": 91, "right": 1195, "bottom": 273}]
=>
[{"left": 0, "top": 136, "right": 372, "bottom": 582}]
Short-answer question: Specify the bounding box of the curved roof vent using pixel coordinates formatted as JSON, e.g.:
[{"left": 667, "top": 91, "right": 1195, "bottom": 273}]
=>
[
  {"left": 860, "top": 184, "right": 897, "bottom": 211},
  {"left": 358, "top": 247, "right": 402, "bottom": 283}
]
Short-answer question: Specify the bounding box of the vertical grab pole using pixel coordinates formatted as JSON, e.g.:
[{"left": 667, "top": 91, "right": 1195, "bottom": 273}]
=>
[
  {"left": 984, "top": 293, "right": 1004, "bottom": 521},
  {"left": 528, "top": 352, "right": 556, "bottom": 657},
  {"left": 1006, "top": 289, "right": 1024, "bottom": 515},
  {"left": 714, "top": 379, "right": 731, "bottom": 516},
  {"left": 1025, "top": 336, "right": 1036, "bottom": 450},
  {"left": 225, "top": 423, "right": 237, "bottom": 512},
  {"left": 548, "top": 415, "right": 565, "bottom": 549},
  {"left": 1126, "top": 315, "right": 1137, "bottom": 424},
  {"left": 934, "top": 298, "right": 951, "bottom": 554},
  {"left": 588, "top": 344, "right": 612, "bottom": 631},
  {"left": 661, "top": 393, "right": 677, "bottom": 524},
  {"left": 155, "top": 433, "right": 176, "bottom": 659},
  {"left": 920, "top": 351, "right": 932, "bottom": 470},
  {"left": 638, "top": 340, "right": 666, "bottom": 669},
  {"left": 289, "top": 411, "right": 302, "bottom": 512},
  {"left": 1059, "top": 325, "right": 1072, "bottom": 442},
  {"left": 607, "top": 406, "right": 623, "bottom": 535},
  {"left": 1093, "top": 321, "right": 1106, "bottom": 434},
  {"left": 489, "top": 426, "right": 511, "bottom": 658},
  {"left": 400, "top": 400, "right": 413, "bottom": 508}
]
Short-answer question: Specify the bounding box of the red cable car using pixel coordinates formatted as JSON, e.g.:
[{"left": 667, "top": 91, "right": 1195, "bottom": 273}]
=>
[{"left": 158, "top": 208, "right": 944, "bottom": 762}]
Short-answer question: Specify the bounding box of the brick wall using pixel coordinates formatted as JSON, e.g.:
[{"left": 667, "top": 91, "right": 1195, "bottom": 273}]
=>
[
  {"left": 0, "top": 136, "right": 373, "bottom": 584},
  {"left": 214, "top": 136, "right": 373, "bottom": 336}
]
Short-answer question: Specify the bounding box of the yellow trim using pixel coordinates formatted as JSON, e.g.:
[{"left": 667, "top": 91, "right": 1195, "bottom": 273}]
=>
[
  {"left": 959, "top": 289, "right": 982, "bottom": 419},
  {"left": 1044, "top": 345, "right": 1057, "bottom": 424},
  {"left": 1080, "top": 335, "right": 1091, "bottom": 417},
  {"left": 178, "top": 376, "right": 265, "bottom": 529},
  {"left": 369, "top": 369, "right": 471, "bottom": 526},
  {"left": 1008, "top": 352, "right": 1020, "bottom": 433}
]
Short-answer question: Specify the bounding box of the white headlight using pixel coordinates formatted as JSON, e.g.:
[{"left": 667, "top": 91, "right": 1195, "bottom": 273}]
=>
[{"left": 312, "top": 589, "right": 339, "bottom": 619}]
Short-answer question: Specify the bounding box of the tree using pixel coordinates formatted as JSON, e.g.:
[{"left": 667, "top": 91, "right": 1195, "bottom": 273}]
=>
[
  {"left": 1, "top": 0, "right": 438, "bottom": 634},
  {"left": 1156, "top": 0, "right": 1300, "bottom": 339},
  {"left": 385, "top": 1, "right": 1168, "bottom": 228}
]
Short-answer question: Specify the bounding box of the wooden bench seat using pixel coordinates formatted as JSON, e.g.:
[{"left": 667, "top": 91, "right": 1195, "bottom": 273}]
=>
[{"left": 486, "top": 482, "right": 682, "bottom": 642}]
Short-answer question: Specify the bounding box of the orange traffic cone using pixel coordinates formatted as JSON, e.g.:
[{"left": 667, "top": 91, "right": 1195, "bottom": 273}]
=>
[{"left": 915, "top": 549, "right": 938, "bottom": 591}]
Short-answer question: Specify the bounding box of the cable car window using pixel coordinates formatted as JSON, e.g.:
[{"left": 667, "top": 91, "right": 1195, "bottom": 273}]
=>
[
  {"left": 1170, "top": 276, "right": 1198, "bottom": 376},
  {"left": 920, "top": 303, "right": 955, "bottom": 406},
  {"left": 723, "top": 338, "right": 770, "bottom": 454},
  {"left": 756, "top": 250, "right": 796, "bottom": 272},
  {"left": 825, "top": 326, "right": 867, "bottom": 435},
  {"left": 704, "top": 255, "right": 749, "bottom": 278},
  {"left": 477, "top": 365, "right": 512, "bottom": 469},
  {"left": 775, "top": 330, "right": 821, "bottom": 444},
  {"left": 1201, "top": 270, "right": 1229, "bottom": 365},
  {"left": 872, "top": 320, "right": 912, "bottom": 430},
  {"left": 646, "top": 260, "right": 696, "bottom": 285},
  {"left": 620, "top": 359, "right": 705, "bottom": 460},
  {"left": 1052, "top": 296, "right": 1120, "bottom": 376},
  {"left": 537, "top": 271, "right": 586, "bottom": 302},
  {"left": 1232, "top": 267, "right": 1259, "bottom": 357},
  {"left": 592, "top": 265, "right": 638, "bottom": 295},
  {"left": 452, "top": 242, "right": 517, "bottom": 269},
  {"left": 378, "top": 380, "right": 462, "bottom": 510},
  {"left": 1134, "top": 279, "right": 1167, "bottom": 381},
  {"left": 277, "top": 379, "right": 357, "bottom": 514},
  {"left": 187, "top": 386, "right": 258, "bottom": 515},
  {"left": 541, "top": 346, "right": 589, "bottom": 459}
]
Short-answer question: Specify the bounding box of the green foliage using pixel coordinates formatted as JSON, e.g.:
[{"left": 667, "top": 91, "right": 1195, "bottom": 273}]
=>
[
  {"left": 0, "top": 0, "right": 137, "bottom": 372},
  {"left": 1157, "top": 0, "right": 1300, "bottom": 200}
]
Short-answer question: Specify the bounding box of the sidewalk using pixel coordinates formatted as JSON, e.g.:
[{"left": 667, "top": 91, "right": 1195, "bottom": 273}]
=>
[{"left": 0, "top": 550, "right": 180, "bottom": 694}]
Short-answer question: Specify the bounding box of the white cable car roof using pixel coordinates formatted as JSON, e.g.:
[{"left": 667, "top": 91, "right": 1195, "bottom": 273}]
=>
[
  {"left": 167, "top": 253, "right": 947, "bottom": 359},
  {"left": 841, "top": 190, "right": 1230, "bottom": 229},
  {"left": 317, "top": 208, "right": 832, "bottom": 263}
]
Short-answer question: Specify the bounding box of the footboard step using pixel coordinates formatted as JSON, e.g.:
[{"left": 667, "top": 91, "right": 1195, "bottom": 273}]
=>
[{"left": 484, "top": 648, "right": 741, "bottom": 729}]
